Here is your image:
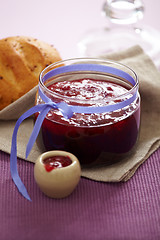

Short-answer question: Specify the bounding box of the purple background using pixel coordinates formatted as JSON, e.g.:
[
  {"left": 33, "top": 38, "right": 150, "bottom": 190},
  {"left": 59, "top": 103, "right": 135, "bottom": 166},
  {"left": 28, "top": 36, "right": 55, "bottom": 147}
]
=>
[{"left": 0, "top": 149, "right": 160, "bottom": 240}]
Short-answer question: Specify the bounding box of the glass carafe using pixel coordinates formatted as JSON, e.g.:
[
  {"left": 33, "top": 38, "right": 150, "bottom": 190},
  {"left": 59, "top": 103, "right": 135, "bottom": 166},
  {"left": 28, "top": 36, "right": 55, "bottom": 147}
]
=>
[{"left": 78, "top": 0, "right": 160, "bottom": 68}]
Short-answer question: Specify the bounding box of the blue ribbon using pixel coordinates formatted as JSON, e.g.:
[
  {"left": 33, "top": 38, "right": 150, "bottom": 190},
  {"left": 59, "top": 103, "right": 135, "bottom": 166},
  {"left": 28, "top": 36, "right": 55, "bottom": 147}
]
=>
[{"left": 10, "top": 63, "right": 138, "bottom": 201}]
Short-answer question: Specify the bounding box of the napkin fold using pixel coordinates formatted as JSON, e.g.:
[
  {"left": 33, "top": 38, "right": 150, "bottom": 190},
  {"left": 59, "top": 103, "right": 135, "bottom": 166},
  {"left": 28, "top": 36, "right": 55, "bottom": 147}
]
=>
[{"left": 0, "top": 45, "right": 160, "bottom": 182}]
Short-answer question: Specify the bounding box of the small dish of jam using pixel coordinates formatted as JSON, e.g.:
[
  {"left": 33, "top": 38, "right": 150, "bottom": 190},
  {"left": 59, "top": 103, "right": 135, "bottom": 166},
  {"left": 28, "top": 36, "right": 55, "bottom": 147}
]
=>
[{"left": 34, "top": 150, "right": 81, "bottom": 198}]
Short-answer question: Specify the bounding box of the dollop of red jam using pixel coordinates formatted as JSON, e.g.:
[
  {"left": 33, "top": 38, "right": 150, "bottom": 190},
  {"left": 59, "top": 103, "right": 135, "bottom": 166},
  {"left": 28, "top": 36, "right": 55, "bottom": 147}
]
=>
[{"left": 43, "top": 155, "right": 72, "bottom": 172}]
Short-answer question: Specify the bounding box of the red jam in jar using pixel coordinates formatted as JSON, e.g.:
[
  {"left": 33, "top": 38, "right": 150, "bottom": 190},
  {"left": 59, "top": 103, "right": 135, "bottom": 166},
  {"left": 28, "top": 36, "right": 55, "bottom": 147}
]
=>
[{"left": 36, "top": 59, "right": 140, "bottom": 165}]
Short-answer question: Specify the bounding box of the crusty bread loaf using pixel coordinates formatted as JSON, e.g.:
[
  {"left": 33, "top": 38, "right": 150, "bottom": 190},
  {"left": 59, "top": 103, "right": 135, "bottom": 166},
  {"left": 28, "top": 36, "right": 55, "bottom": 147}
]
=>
[{"left": 0, "top": 36, "right": 62, "bottom": 110}]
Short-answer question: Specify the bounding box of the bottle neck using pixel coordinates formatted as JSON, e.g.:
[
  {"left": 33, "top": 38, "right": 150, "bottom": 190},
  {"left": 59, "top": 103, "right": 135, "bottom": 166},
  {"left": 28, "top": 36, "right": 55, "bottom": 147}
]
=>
[{"left": 102, "top": 0, "right": 144, "bottom": 26}]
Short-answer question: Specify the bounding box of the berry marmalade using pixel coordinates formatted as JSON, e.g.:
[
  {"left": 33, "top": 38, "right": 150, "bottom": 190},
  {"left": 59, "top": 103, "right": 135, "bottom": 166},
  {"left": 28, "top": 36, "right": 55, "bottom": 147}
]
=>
[
  {"left": 35, "top": 76, "right": 140, "bottom": 165},
  {"left": 35, "top": 59, "right": 141, "bottom": 166}
]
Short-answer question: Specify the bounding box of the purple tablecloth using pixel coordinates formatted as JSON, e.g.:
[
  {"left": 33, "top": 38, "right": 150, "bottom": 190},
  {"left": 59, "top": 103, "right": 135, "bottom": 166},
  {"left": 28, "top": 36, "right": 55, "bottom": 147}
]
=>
[{"left": 0, "top": 148, "right": 160, "bottom": 240}]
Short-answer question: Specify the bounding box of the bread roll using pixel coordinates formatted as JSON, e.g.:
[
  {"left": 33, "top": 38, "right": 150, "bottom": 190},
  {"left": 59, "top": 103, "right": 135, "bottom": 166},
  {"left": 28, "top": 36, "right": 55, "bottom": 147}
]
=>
[{"left": 0, "top": 36, "right": 62, "bottom": 110}]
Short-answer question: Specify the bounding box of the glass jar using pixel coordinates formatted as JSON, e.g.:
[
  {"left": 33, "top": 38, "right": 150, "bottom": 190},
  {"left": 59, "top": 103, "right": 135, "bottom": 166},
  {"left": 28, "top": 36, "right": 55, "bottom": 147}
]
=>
[{"left": 35, "top": 58, "right": 140, "bottom": 165}]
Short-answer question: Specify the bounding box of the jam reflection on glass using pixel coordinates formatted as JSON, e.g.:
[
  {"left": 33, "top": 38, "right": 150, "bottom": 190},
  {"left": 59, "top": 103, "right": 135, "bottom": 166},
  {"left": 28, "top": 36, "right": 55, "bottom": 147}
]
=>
[{"left": 35, "top": 78, "right": 140, "bottom": 165}]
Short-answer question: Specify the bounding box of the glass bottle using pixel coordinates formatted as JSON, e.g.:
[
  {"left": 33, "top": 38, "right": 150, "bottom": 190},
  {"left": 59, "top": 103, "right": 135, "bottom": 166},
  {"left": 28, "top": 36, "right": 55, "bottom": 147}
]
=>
[{"left": 78, "top": 0, "right": 160, "bottom": 68}]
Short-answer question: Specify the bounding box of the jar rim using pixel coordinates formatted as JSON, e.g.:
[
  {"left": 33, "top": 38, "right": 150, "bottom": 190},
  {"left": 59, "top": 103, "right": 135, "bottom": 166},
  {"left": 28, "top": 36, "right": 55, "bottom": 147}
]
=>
[{"left": 39, "top": 58, "right": 139, "bottom": 105}]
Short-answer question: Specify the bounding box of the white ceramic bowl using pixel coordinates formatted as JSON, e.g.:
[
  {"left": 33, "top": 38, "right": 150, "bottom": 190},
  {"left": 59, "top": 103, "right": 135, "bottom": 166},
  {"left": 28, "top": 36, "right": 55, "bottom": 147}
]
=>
[{"left": 34, "top": 150, "right": 81, "bottom": 198}]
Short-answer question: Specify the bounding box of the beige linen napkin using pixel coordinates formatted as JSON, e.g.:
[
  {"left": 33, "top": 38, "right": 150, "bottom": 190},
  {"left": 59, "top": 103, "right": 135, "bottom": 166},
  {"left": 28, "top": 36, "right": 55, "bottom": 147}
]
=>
[{"left": 0, "top": 45, "right": 160, "bottom": 182}]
